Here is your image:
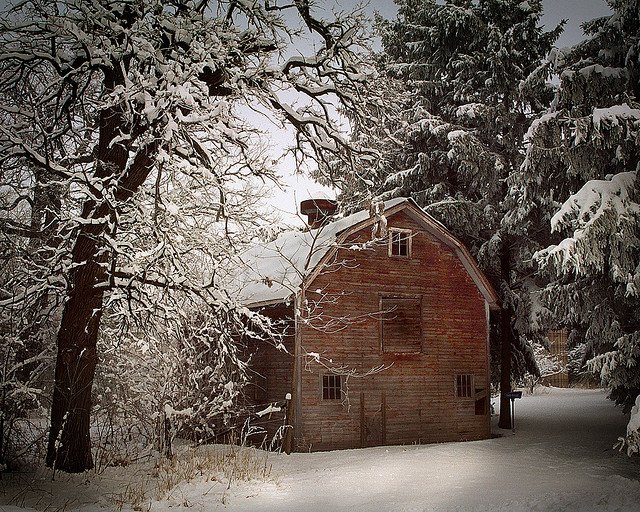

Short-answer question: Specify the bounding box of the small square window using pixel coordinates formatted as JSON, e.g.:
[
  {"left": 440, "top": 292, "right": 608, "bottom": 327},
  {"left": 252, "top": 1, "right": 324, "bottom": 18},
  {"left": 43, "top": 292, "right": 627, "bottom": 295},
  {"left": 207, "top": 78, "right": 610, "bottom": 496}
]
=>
[
  {"left": 456, "top": 374, "right": 473, "bottom": 398},
  {"left": 322, "top": 374, "right": 343, "bottom": 400},
  {"left": 389, "top": 229, "right": 411, "bottom": 257}
]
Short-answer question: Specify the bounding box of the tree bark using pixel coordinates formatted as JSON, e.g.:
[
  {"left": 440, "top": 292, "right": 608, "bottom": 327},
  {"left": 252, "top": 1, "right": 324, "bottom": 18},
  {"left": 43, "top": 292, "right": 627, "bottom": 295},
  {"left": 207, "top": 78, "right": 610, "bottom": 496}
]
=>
[
  {"left": 498, "top": 241, "right": 513, "bottom": 429},
  {"left": 498, "top": 303, "right": 513, "bottom": 429},
  {"left": 45, "top": 60, "right": 157, "bottom": 471},
  {"left": 45, "top": 231, "right": 106, "bottom": 471}
]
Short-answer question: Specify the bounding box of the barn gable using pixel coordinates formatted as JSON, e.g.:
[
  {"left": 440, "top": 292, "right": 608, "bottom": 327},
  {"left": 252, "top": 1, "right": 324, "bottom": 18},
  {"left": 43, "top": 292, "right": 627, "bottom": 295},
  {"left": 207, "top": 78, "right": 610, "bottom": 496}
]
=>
[{"left": 235, "top": 197, "right": 498, "bottom": 310}]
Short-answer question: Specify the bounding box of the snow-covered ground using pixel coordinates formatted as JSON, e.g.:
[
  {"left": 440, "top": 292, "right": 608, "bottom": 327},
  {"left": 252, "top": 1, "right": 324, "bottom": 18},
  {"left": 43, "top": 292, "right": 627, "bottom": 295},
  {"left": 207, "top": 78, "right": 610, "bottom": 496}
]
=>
[{"left": 1, "top": 387, "right": 638, "bottom": 511}]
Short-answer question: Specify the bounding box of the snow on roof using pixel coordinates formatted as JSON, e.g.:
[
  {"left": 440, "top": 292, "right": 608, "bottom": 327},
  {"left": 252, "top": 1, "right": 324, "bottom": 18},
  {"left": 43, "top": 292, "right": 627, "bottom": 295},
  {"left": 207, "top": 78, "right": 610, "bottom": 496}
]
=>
[
  {"left": 300, "top": 189, "right": 337, "bottom": 201},
  {"left": 233, "top": 197, "right": 406, "bottom": 307},
  {"left": 232, "top": 196, "right": 499, "bottom": 309}
]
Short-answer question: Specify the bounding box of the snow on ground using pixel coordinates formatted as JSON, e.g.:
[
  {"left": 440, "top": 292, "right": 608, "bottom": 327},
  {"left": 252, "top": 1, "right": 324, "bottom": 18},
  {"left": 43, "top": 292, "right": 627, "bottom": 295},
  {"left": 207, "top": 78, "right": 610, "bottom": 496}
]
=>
[{"left": 1, "top": 387, "right": 638, "bottom": 512}]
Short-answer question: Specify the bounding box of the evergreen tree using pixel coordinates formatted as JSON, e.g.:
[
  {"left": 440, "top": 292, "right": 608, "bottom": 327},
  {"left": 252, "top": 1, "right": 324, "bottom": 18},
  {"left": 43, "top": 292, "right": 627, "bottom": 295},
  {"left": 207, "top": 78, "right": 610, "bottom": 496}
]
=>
[
  {"left": 342, "top": 0, "right": 561, "bottom": 427},
  {"left": 516, "top": 0, "right": 640, "bottom": 411}
]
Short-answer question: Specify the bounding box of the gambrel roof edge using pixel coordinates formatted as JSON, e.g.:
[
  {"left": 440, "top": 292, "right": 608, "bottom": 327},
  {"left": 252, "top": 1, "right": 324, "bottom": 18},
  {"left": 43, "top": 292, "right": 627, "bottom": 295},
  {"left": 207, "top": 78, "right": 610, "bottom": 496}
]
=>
[
  {"left": 306, "top": 197, "right": 500, "bottom": 310},
  {"left": 237, "top": 197, "right": 499, "bottom": 310}
]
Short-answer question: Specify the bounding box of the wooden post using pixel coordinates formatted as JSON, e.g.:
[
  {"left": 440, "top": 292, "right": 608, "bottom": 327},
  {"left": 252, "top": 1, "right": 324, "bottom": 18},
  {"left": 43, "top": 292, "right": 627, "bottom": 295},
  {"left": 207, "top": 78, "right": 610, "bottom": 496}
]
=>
[
  {"left": 283, "top": 394, "right": 293, "bottom": 454},
  {"left": 381, "top": 391, "right": 387, "bottom": 445},
  {"left": 292, "top": 291, "right": 303, "bottom": 450}
]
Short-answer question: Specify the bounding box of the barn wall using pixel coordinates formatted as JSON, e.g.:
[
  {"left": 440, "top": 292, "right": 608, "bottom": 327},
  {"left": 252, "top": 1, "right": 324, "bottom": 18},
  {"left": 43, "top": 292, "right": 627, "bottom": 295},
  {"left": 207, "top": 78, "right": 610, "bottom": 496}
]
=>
[
  {"left": 244, "top": 304, "right": 295, "bottom": 444},
  {"left": 294, "top": 210, "right": 491, "bottom": 451}
]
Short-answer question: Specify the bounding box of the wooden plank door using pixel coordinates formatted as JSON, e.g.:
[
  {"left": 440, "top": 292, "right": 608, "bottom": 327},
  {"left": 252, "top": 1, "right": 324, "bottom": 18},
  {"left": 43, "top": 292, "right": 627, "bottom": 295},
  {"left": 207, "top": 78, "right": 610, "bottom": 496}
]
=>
[{"left": 360, "top": 391, "right": 386, "bottom": 447}]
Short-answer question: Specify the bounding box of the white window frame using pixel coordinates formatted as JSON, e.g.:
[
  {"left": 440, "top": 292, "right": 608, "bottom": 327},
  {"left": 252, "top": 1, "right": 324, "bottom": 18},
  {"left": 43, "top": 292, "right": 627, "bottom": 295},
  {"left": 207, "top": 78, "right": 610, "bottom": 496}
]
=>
[{"left": 388, "top": 228, "right": 412, "bottom": 258}]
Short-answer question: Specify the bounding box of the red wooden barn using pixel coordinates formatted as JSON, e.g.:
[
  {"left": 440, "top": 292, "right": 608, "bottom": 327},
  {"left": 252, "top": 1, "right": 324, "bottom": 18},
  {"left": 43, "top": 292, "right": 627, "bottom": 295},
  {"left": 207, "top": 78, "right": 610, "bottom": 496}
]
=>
[{"left": 236, "top": 197, "right": 499, "bottom": 452}]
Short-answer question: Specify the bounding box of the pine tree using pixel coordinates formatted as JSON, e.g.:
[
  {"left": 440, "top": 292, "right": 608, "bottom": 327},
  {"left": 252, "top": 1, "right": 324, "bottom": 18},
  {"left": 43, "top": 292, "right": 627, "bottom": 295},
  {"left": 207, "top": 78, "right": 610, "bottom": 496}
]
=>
[
  {"left": 342, "top": 0, "right": 562, "bottom": 427},
  {"left": 517, "top": 0, "right": 640, "bottom": 412}
]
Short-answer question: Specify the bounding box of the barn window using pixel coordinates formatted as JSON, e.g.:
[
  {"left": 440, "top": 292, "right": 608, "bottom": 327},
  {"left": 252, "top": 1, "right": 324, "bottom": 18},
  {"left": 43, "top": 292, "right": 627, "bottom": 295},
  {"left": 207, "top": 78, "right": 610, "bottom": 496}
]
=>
[
  {"left": 322, "top": 374, "right": 343, "bottom": 400},
  {"left": 388, "top": 229, "right": 411, "bottom": 257},
  {"left": 381, "top": 296, "right": 422, "bottom": 353},
  {"left": 456, "top": 374, "right": 473, "bottom": 398}
]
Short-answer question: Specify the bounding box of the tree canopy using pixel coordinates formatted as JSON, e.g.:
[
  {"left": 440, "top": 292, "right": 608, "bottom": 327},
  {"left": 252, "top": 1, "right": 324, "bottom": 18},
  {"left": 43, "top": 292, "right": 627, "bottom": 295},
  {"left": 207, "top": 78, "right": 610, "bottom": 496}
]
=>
[
  {"left": 0, "top": 0, "right": 383, "bottom": 472},
  {"left": 517, "top": 0, "right": 640, "bottom": 412}
]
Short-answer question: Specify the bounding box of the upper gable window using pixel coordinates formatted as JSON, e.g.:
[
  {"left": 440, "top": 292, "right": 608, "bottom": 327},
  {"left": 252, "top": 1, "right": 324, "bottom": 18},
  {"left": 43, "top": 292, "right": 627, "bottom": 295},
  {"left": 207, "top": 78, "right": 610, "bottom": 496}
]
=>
[{"left": 389, "top": 228, "right": 411, "bottom": 258}]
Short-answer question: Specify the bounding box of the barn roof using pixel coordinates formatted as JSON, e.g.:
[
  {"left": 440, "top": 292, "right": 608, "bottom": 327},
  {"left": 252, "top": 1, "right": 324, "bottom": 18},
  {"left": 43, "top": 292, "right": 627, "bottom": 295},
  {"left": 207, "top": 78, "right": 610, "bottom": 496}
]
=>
[{"left": 233, "top": 197, "right": 499, "bottom": 310}]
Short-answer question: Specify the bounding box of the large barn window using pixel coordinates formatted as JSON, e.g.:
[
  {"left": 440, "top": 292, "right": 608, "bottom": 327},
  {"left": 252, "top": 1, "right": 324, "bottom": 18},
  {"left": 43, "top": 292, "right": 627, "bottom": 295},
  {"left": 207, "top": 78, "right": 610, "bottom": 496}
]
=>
[
  {"left": 381, "top": 297, "right": 422, "bottom": 353},
  {"left": 456, "top": 374, "right": 473, "bottom": 398},
  {"left": 322, "top": 374, "right": 343, "bottom": 400},
  {"left": 388, "top": 228, "right": 411, "bottom": 258}
]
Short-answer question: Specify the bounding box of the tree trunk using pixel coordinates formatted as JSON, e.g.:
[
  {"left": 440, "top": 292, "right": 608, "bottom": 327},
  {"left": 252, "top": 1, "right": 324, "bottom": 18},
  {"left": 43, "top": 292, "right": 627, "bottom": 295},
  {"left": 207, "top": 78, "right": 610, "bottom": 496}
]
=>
[
  {"left": 45, "top": 61, "right": 158, "bottom": 469},
  {"left": 498, "top": 241, "right": 513, "bottom": 429},
  {"left": 45, "top": 140, "right": 157, "bottom": 471},
  {"left": 45, "top": 227, "right": 108, "bottom": 472},
  {"left": 498, "top": 304, "right": 513, "bottom": 429}
]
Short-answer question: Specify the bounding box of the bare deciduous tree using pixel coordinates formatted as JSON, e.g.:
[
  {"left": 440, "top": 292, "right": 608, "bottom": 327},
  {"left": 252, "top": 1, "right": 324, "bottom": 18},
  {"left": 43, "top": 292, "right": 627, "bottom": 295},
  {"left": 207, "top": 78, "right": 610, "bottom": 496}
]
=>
[{"left": 0, "top": 0, "right": 382, "bottom": 472}]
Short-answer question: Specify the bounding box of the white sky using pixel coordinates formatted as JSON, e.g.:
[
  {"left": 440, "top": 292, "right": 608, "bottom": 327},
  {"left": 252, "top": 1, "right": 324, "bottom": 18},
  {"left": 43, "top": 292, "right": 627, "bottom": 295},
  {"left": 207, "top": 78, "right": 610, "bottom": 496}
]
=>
[{"left": 267, "top": 0, "right": 613, "bottom": 225}]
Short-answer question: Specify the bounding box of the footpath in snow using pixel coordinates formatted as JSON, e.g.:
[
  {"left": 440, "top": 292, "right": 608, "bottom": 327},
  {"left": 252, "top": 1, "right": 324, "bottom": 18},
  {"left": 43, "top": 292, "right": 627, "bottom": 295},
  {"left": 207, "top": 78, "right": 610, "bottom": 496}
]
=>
[{"left": 1, "top": 387, "right": 638, "bottom": 511}]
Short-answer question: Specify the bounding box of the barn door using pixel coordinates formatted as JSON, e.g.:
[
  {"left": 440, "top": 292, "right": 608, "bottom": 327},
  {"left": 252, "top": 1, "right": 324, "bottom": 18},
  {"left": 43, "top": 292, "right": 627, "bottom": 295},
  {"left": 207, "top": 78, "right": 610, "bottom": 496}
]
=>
[{"left": 360, "top": 392, "right": 386, "bottom": 447}]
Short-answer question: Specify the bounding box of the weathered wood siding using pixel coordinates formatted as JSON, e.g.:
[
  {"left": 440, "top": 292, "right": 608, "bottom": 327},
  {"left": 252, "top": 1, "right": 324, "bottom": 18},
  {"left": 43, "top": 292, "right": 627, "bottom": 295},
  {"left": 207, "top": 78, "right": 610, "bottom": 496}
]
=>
[
  {"left": 246, "top": 304, "right": 295, "bottom": 404},
  {"left": 293, "top": 210, "right": 491, "bottom": 451},
  {"left": 244, "top": 304, "right": 295, "bottom": 445}
]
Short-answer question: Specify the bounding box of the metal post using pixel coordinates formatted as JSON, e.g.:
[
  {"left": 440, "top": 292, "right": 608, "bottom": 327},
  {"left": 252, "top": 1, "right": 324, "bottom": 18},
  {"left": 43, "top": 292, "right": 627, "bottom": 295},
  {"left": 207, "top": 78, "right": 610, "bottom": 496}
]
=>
[
  {"left": 505, "top": 390, "right": 522, "bottom": 433},
  {"left": 511, "top": 398, "right": 515, "bottom": 433}
]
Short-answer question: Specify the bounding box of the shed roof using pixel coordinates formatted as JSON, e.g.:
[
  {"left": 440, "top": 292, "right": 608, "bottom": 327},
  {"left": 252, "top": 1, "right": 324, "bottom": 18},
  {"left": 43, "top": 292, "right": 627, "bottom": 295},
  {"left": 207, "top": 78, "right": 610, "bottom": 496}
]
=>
[{"left": 234, "top": 197, "right": 499, "bottom": 310}]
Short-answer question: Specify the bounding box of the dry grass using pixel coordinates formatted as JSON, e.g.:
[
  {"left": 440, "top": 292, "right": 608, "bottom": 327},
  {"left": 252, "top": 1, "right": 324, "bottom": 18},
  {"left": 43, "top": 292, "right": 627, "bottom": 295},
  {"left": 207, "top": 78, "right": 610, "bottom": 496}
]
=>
[
  {"left": 1, "top": 437, "right": 274, "bottom": 511},
  {"left": 110, "top": 443, "right": 273, "bottom": 510},
  {"left": 153, "top": 443, "right": 272, "bottom": 491},
  {"left": 111, "top": 480, "right": 151, "bottom": 512}
]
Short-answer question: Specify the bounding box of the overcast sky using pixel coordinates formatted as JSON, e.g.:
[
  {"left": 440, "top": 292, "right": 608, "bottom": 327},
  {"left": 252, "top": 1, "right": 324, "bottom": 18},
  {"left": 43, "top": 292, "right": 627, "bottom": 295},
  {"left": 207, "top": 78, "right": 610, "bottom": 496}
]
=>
[
  {"left": 540, "top": 0, "right": 612, "bottom": 47},
  {"left": 365, "top": 0, "right": 611, "bottom": 47}
]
